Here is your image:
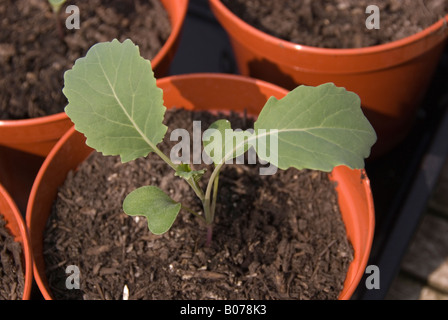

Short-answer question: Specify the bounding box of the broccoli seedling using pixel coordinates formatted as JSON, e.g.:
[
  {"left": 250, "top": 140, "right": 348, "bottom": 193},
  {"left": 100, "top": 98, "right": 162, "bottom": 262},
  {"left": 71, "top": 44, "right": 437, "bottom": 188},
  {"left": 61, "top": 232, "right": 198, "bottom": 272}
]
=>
[
  {"left": 63, "top": 39, "right": 376, "bottom": 246},
  {"left": 48, "top": 0, "right": 67, "bottom": 40}
]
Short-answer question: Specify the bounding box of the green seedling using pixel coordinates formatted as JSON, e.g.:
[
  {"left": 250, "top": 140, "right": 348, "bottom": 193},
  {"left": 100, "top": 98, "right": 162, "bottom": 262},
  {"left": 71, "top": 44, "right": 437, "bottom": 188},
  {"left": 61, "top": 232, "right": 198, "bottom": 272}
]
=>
[
  {"left": 63, "top": 39, "right": 376, "bottom": 245},
  {"left": 48, "top": 0, "right": 67, "bottom": 40},
  {"left": 48, "top": 0, "right": 66, "bottom": 12}
]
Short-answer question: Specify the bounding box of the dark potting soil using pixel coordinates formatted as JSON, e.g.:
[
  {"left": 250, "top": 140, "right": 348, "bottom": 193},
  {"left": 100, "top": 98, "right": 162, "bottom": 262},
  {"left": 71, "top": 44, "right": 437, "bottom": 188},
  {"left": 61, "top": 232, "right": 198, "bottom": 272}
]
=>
[
  {"left": 0, "top": 0, "right": 170, "bottom": 120},
  {"left": 222, "top": 0, "right": 448, "bottom": 48},
  {"left": 43, "top": 108, "right": 353, "bottom": 300},
  {"left": 0, "top": 214, "right": 24, "bottom": 300}
]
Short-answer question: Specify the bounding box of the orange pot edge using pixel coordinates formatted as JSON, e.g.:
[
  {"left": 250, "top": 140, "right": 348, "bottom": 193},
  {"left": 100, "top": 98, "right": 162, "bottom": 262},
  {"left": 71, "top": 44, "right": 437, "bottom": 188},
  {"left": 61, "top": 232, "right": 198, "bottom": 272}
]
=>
[{"left": 0, "top": 0, "right": 189, "bottom": 157}]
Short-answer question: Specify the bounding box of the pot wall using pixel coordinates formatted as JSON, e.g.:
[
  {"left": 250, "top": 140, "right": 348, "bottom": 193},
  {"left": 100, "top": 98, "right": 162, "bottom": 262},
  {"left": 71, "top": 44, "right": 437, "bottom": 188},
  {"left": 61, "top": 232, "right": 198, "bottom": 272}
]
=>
[{"left": 0, "top": 0, "right": 188, "bottom": 157}]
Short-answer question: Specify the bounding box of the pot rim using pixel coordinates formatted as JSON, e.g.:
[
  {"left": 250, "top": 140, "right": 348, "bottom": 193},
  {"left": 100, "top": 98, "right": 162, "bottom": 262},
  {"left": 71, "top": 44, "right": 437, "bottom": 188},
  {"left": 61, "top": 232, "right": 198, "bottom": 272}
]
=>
[
  {"left": 0, "top": 183, "right": 33, "bottom": 300},
  {"left": 210, "top": 0, "right": 448, "bottom": 56}
]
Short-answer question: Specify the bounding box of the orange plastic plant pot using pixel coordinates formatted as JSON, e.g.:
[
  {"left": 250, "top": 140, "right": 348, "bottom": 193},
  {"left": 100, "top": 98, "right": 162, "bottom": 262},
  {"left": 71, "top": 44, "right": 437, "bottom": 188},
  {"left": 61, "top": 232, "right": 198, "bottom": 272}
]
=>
[
  {"left": 0, "top": 0, "right": 188, "bottom": 157},
  {"left": 209, "top": 0, "right": 448, "bottom": 157},
  {"left": 0, "top": 183, "right": 33, "bottom": 300},
  {"left": 27, "top": 73, "right": 374, "bottom": 300}
]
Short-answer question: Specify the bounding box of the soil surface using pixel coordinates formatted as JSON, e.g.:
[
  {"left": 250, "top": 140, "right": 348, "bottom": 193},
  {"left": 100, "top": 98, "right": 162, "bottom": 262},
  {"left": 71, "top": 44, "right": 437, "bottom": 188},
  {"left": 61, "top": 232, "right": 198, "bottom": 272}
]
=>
[
  {"left": 0, "top": 214, "right": 25, "bottom": 300},
  {"left": 43, "top": 109, "right": 353, "bottom": 300},
  {"left": 0, "top": 0, "right": 170, "bottom": 120},
  {"left": 222, "top": 0, "right": 448, "bottom": 48}
]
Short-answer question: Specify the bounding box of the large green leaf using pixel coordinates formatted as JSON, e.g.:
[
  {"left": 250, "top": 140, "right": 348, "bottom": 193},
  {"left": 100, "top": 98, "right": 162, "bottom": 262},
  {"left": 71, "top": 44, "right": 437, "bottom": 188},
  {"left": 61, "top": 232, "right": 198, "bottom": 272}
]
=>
[
  {"left": 254, "top": 83, "right": 377, "bottom": 172},
  {"left": 123, "top": 186, "right": 181, "bottom": 235},
  {"left": 64, "top": 39, "right": 167, "bottom": 163}
]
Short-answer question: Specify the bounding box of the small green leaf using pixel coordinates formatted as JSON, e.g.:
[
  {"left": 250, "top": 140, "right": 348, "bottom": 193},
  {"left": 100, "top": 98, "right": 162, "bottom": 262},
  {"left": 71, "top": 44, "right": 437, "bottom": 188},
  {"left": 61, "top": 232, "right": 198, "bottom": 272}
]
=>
[
  {"left": 64, "top": 39, "right": 167, "bottom": 163},
  {"left": 203, "top": 119, "right": 254, "bottom": 164},
  {"left": 175, "top": 164, "right": 205, "bottom": 182},
  {"left": 254, "top": 83, "right": 377, "bottom": 172},
  {"left": 123, "top": 186, "right": 181, "bottom": 235}
]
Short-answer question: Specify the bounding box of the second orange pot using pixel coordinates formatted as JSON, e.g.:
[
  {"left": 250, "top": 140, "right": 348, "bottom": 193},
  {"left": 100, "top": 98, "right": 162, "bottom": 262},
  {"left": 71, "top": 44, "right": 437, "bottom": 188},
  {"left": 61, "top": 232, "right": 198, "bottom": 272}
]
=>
[{"left": 209, "top": 0, "right": 448, "bottom": 157}]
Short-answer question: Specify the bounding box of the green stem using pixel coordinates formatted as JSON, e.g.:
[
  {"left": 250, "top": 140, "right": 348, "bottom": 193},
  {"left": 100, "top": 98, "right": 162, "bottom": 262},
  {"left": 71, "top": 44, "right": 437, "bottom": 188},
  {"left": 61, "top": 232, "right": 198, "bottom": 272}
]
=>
[
  {"left": 152, "top": 146, "right": 205, "bottom": 201},
  {"left": 202, "top": 132, "right": 253, "bottom": 223},
  {"left": 203, "top": 167, "right": 220, "bottom": 246},
  {"left": 203, "top": 198, "right": 211, "bottom": 225},
  {"left": 153, "top": 147, "right": 178, "bottom": 171},
  {"left": 188, "top": 176, "right": 205, "bottom": 201}
]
